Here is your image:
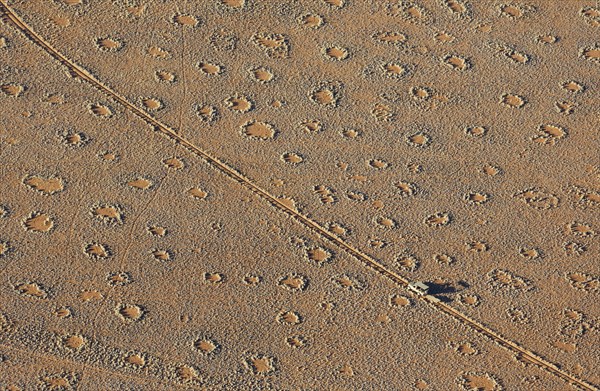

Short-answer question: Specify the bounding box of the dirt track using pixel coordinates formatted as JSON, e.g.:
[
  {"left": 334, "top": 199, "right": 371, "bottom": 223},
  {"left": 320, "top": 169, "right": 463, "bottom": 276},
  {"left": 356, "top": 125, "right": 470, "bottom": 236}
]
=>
[{"left": 0, "top": 1, "right": 598, "bottom": 390}]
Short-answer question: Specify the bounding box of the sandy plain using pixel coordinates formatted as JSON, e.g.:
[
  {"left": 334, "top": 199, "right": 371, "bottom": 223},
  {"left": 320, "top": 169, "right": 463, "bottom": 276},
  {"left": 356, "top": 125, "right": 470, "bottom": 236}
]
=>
[{"left": 0, "top": 0, "right": 599, "bottom": 390}]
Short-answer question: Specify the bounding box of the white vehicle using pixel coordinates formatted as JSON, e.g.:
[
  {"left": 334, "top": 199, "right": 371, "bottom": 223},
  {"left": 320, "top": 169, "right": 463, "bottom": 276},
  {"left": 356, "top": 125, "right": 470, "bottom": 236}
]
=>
[{"left": 407, "top": 281, "right": 430, "bottom": 296}]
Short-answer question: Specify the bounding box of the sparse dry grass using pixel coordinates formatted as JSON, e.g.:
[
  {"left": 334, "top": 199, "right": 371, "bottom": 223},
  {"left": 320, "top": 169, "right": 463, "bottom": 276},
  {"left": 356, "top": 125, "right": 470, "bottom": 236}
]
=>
[{"left": 0, "top": 0, "right": 598, "bottom": 389}]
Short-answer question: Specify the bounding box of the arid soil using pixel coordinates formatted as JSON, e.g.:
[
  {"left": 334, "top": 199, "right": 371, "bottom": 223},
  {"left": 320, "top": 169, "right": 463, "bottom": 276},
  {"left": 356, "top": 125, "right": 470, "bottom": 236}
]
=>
[{"left": 0, "top": 0, "right": 598, "bottom": 390}]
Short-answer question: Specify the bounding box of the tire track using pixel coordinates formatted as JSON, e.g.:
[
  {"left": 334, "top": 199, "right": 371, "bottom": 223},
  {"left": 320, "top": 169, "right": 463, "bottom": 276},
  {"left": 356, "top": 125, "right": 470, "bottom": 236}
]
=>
[
  {"left": 0, "top": 318, "right": 206, "bottom": 389},
  {"left": 0, "top": 2, "right": 597, "bottom": 390},
  {"left": 0, "top": 343, "right": 204, "bottom": 390},
  {"left": 426, "top": 297, "right": 596, "bottom": 390}
]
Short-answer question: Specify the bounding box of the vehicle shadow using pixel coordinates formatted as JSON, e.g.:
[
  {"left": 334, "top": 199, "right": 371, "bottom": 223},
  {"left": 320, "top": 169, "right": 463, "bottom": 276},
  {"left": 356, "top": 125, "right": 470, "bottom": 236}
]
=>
[{"left": 426, "top": 280, "right": 470, "bottom": 302}]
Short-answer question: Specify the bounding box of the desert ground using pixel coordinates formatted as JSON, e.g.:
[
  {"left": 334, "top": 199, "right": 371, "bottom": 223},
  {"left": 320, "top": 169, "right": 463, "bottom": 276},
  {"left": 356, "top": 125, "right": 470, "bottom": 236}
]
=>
[{"left": 0, "top": 0, "right": 598, "bottom": 390}]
